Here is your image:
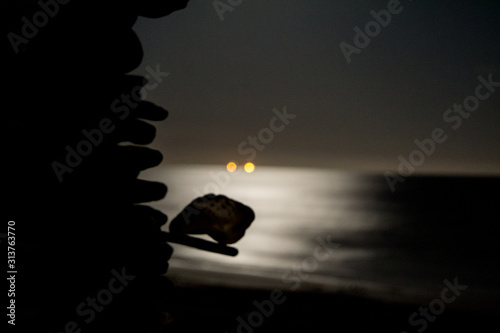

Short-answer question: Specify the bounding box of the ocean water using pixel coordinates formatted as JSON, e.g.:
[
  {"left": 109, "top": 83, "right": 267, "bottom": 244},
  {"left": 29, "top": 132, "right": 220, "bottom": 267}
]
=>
[{"left": 141, "top": 165, "right": 500, "bottom": 311}]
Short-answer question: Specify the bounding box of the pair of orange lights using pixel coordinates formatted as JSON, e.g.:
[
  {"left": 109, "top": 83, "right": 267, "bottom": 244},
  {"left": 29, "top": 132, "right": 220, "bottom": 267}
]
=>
[{"left": 226, "top": 162, "right": 255, "bottom": 173}]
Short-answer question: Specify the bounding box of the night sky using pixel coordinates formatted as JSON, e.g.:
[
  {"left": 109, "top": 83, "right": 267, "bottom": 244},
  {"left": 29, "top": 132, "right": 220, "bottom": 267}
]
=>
[{"left": 131, "top": 0, "right": 500, "bottom": 174}]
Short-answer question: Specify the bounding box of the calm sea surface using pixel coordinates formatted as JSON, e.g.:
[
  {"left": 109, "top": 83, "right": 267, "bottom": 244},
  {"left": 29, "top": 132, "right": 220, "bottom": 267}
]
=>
[{"left": 141, "top": 165, "right": 499, "bottom": 311}]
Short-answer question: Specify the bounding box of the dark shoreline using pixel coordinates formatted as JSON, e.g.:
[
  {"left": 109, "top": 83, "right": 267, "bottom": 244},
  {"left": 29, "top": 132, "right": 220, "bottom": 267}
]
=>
[{"left": 164, "top": 284, "right": 497, "bottom": 333}]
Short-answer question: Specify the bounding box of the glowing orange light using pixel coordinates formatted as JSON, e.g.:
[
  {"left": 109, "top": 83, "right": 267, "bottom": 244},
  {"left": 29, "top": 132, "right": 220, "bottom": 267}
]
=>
[
  {"left": 226, "top": 162, "right": 237, "bottom": 172},
  {"left": 244, "top": 162, "right": 255, "bottom": 173}
]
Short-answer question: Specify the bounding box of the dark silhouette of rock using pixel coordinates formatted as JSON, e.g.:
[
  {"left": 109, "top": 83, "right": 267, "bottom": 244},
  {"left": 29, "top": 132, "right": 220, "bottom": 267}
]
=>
[{"left": 4, "top": 1, "right": 189, "bottom": 332}]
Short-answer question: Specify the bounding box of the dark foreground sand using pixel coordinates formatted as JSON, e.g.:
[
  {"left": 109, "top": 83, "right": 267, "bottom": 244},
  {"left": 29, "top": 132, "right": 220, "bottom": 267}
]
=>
[{"left": 161, "top": 285, "right": 496, "bottom": 333}]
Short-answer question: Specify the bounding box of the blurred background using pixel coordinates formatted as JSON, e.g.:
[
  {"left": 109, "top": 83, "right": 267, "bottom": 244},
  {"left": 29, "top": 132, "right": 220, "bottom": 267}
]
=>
[
  {"left": 132, "top": 0, "right": 499, "bottom": 331},
  {"left": 132, "top": 0, "right": 500, "bottom": 174}
]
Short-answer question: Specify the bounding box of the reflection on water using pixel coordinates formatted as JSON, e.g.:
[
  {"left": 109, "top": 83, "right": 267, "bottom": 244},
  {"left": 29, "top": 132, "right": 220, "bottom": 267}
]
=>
[{"left": 141, "top": 165, "right": 500, "bottom": 309}]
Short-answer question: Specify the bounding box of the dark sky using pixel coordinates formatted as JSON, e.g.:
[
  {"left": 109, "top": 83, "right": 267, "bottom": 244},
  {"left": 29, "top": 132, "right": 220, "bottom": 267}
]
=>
[{"left": 131, "top": 0, "right": 500, "bottom": 175}]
